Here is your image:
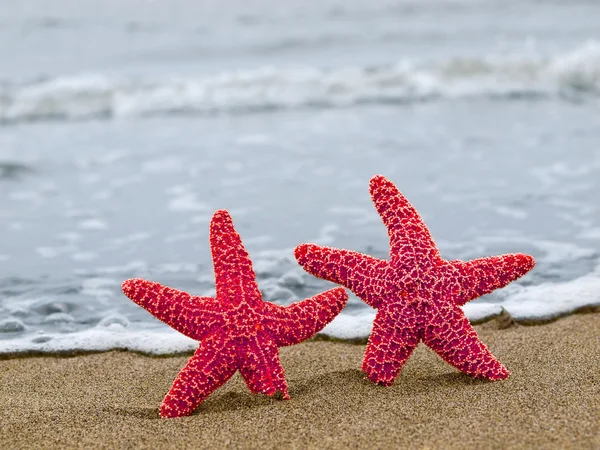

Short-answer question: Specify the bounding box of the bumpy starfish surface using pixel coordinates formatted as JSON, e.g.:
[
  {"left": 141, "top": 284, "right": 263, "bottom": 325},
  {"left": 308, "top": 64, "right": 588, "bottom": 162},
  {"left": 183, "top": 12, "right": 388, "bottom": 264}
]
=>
[
  {"left": 295, "top": 175, "right": 535, "bottom": 386},
  {"left": 122, "top": 210, "right": 348, "bottom": 418}
]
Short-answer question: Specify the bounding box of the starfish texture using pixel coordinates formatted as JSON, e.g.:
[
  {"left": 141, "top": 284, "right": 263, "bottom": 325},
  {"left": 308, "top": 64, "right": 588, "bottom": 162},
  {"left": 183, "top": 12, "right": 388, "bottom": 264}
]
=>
[
  {"left": 122, "top": 210, "right": 348, "bottom": 418},
  {"left": 295, "top": 175, "right": 535, "bottom": 386}
]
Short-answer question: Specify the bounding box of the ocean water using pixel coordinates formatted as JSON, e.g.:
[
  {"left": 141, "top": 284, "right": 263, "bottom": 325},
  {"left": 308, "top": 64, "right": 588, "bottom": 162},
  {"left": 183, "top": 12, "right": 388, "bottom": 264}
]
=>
[{"left": 1, "top": 0, "right": 599, "bottom": 354}]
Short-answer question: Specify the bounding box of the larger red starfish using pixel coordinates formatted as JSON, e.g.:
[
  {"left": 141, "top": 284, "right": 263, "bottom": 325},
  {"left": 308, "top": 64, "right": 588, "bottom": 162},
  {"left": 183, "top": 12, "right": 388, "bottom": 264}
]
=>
[
  {"left": 295, "top": 175, "right": 535, "bottom": 386},
  {"left": 122, "top": 210, "right": 348, "bottom": 418}
]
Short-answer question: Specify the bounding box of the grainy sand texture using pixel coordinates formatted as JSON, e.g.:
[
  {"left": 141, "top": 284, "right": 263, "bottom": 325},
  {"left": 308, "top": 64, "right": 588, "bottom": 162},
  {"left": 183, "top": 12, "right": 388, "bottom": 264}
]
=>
[{"left": 1, "top": 313, "right": 598, "bottom": 449}]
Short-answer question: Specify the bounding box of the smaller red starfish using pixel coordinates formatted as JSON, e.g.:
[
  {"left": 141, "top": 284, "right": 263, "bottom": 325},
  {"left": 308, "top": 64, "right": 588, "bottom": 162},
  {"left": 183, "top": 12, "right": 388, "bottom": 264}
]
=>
[
  {"left": 295, "top": 175, "right": 535, "bottom": 386},
  {"left": 122, "top": 210, "right": 348, "bottom": 418}
]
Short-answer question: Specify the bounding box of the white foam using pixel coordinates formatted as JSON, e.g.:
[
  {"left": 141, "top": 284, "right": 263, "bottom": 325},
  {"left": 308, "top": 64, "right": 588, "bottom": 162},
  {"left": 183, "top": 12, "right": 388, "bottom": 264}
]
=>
[
  {"left": 0, "top": 299, "right": 514, "bottom": 354},
  {"left": 462, "top": 303, "right": 504, "bottom": 322},
  {"left": 321, "top": 311, "right": 376, "bottom": 340},
  {"left": 0, "top": 326, "right": 197, "bottom": 355},
  {"left": 2, "top": 41, "right": 599, "bottom": 124},
  {"left": 501, "top": 267, "right": 600, "bottom": 321},
  {"left": 0, "top": 272, "right": 597, "bottom": 354},
  {"left": 1, "top": 250, "right": 598, "bottom": 355}
]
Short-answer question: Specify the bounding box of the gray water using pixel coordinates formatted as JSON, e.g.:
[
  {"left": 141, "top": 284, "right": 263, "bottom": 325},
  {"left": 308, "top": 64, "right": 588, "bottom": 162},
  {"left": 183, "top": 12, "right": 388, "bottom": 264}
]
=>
[{"left": 1, "top": 0, "right": 599, "bottom": 353}]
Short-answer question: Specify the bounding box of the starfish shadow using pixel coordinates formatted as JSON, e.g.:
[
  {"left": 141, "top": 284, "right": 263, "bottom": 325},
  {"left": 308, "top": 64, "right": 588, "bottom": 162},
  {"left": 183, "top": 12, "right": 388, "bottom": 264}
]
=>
[
  {"left": 193, "top": 390, "right": 285, "bottom": 416},
  {"left": 192, "top": 370, "right": 371, "bottom": 415},
  {"left": 290, "top": 368, "right": 370, "bottom": 397},
  {"left": 105, "top": 406, "right": 161, "bottom": 420},
  {"left": 102, "top": 395, "right": 273, "bottom": 419},
  {"left": 419, "top": 371, "right": 499, "bottom": 388}
]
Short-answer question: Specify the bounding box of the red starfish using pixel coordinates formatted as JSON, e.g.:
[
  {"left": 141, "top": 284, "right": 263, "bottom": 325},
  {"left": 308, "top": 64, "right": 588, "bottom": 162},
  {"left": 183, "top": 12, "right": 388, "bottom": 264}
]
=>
[
  {"left": 295, "top": 175, "right": 535, "bottom": 386},
  {"left": 122, "top": 210, "right": 348, "bottom": 418}
]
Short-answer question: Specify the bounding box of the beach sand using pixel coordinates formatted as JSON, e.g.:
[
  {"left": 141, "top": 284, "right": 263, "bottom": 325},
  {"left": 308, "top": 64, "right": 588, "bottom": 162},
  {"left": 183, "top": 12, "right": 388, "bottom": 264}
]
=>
[{"left": 1, "top": 313, "right": 598, "bottom": 449}]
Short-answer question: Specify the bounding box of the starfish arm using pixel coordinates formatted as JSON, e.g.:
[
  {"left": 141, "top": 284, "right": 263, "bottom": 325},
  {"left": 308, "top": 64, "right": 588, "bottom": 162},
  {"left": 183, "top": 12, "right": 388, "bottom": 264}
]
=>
[
  {"left": 294, "top": 244, "right": 390, "bottom": 309},
  {"left": 239, "top": 334, "right": 290, "bottom": 399},
  {"left": 362, "top": 304, "right": 420, "bottom": 386},
  {"left": 263, "top": 287, "right": 348, "bottom": 347},
  {"left": 160, "top": 333, "right": 237, "bottom": 418},
  {"left": 210, "top": 209, "right": 261, "bottom": 302},
  {"left": 444, "top": 253, "right": 535, "bottom": 306},
  {"left": 423, "top": 303, "right": 509, "bottom": 380},
  {"left": 369, "top": 175, "right": 439, "bottom": 263},
  {"left": 121, "top": 278, "right": 225, "bottom": 341}
]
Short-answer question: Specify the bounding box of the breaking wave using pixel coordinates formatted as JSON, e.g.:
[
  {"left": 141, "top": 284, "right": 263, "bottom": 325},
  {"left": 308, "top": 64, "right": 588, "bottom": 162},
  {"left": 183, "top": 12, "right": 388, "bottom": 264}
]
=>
[
  {"left": 1, "top": 254, "right": 599, "bottom": 355},
  {"left": 1, "top": 42, "right": 599, "bottom": 124}
]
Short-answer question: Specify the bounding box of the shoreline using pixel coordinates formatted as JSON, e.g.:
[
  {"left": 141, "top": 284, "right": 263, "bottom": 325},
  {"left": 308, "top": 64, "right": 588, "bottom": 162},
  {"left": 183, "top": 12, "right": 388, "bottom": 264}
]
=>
[
  {"left": 1, "top": 306, "right": 599, "bottom": 360},
  {"left": 1, "top": 313, "right": 598, "bottom": 449}
]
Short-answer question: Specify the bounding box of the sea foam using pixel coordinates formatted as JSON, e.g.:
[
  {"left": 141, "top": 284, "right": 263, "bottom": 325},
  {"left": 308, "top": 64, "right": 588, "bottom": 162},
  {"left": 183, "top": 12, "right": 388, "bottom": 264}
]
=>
[
  {"left": 1, "top": 263, "right": 598, "bottom": 355},
  {"left": 1, "top": 41, "right": 599, "bottom": 124}
]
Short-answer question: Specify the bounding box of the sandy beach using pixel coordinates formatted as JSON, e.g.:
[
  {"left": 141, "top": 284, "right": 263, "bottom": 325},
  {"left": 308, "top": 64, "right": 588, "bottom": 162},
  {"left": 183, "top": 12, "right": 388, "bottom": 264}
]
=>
[{"left": 1, "top": 313, "right": 598, "bottom": 449}]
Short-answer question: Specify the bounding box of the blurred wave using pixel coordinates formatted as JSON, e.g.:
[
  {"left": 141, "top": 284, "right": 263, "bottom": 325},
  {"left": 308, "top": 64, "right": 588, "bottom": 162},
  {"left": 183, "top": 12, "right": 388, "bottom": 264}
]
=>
[{"left": 2, "top": 41, "right": 599, "bottom": 124}]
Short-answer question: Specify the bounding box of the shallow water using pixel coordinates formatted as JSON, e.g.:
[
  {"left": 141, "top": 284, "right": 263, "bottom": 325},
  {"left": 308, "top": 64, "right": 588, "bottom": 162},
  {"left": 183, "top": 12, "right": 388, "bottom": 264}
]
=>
[{"left": 1, "top": 0, "right": 599, "bottom": 353}]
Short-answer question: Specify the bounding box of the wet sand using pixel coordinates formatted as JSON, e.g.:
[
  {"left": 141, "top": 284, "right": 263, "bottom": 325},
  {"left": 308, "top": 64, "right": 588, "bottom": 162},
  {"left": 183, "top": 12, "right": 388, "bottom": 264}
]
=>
[{"left": 1, "top": 313, "right": 598, "bottom": 449}]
